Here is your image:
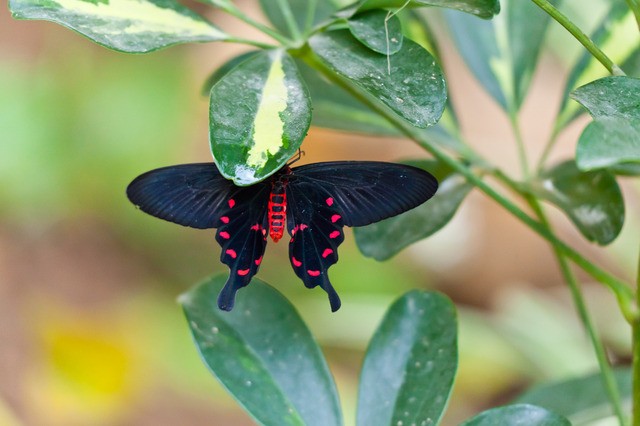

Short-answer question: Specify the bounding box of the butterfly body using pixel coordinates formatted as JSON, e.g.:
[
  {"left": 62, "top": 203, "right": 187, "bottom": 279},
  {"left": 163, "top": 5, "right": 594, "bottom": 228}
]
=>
[{"left": 127, "top": 161, "right": 438, "bottom": 312}]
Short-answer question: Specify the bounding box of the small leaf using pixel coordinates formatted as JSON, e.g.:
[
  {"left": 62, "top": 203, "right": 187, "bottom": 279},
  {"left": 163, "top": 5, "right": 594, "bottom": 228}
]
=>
[
  {"left": 179, "top": 275, "right": 342, "bottom": 426},
  {"left": 349, "top": 0, "right": 500, "bottom": 20},
  {"left": 309, "top": 30, "right": 446, "bottom": 128},
  {"left": 445, "top": 0, "right": 555, "bottom": 111},
  {"left": 210, "top": 49, "right": 311, "bottom": 186},
  {"left": 572, "top": 76, "right": 640, "bottom": 171},
  {"left": 348, "top": 10, "right": 403, "bottom": 55},
  {"left": 461, "top": 404, "right": 571, "bottom": 426},
  {"left": 201, "top": 51, "right": 260, "bottom": 97},
  {"left": 9, "top": 0, "right": 228, "bottom": 53},
  {"left": 534, "top": 160, "right": 624, "bottom": 245},
  {"left": 259, "top": 0, "right": 341, "bottom": 38},
  {"left": 356, "top": 291, "right": 457, "bottom": 426},
  {"left": 354, "top": 160, "right": 472, "bottom": 260},
  {"left": 515, "top": 367, "right": 632, "bottom": 424}
]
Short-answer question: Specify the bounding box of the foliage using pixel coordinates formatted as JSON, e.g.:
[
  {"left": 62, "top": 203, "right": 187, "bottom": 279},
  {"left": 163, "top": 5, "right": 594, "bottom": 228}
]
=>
[{"left": 9, "top": 0, "right": 640, "bottom": 424}]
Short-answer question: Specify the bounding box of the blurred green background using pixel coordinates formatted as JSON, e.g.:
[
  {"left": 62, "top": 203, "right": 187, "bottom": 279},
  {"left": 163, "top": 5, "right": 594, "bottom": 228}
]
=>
[{"left": 0, "top": 2, "right": 637, "bottom": 425}]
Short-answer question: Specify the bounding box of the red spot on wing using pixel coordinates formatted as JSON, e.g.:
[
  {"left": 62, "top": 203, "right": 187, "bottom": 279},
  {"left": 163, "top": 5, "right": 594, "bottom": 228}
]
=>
[
  {"left": 228, "top": 199, "right": 236, "bottom": 208},
  {"left": 219, "top": 231, "right": 230, "bottom": 239},
  {"left": 220, "top": 216, "right": 230, "bottom": 224},
  {"left": 331, "top": 214, "right": 341, "bottom": 223},
  {"left": 307, "top": 270, "right": 321, "bottom": 277},
  {"left": 322, "top": 248, "right": 333, "bottom": 258},
  {"left": 255, "top": 256, "right": 263, "bottom": 266},
  {"left": 237, "top": 269, "right": 250, "bottom": 276},
  {"left": 299, "top": 224, "right": 308, "bottom": 230},
  {"left": 225, "top": 249, "right": 237, "bottom": 258},
  {"left": 326, "top": 197, "right": 334, "bottom": 206},
  {"left": 292, "top": 257, "right": 302, "bottom": 267},
  {"left": 329, "top": 231, "right": 340, "bottom": 239},
  {"left": 251, "top": 224, "right": 260, "bottom": 231}
]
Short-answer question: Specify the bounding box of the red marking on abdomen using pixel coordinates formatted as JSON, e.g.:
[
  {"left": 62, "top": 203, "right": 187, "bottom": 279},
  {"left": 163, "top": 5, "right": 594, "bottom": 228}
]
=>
[
  {"left": 292, "top": 257, "right": 302, "bottom": 267},
  {"left": 268, "top": 186, "right": 287, "bottom": 242},
  {"left": 329, "top": 231, "right": 340, "bottom": 239},
  {"left": 307, "top": 270, "right": 320, "bottom": 277},
  {"left": 225, "top": 249, "right": 237, "bottom": 258},
  {"left": 322, "top": 248, "right": 333, "bottom": 258},
  {"left": 326, "top": 197, "right": 334, "bottom": 206},
  {"left": 237, "top": 269, "right": 250, "bottom": 276},
  {"left": 228, "top": 199, "right": 235, "bottom": 208},
  {"left": 331, "top": 214, "right": 341, "bottom": 223},
  {"left": 219, "top": 231, "right": 230, "bottom": 239},
  {"left": 220, "top": 216, "right": 230, "bottom": 224}
]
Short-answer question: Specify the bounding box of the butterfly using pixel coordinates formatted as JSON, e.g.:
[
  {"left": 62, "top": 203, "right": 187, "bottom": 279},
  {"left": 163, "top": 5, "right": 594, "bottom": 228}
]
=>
[{"left": 126, "top": 160, "right": 438, "bottom": 312}]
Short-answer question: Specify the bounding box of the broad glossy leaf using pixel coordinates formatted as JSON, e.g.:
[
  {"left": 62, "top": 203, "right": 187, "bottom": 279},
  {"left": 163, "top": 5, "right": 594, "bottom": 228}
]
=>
[
  {"left": 210, "top": 49, "right": 311, "bottom": 186},
  {"left": 259, "top": 0, "right": 341, "bottom": 38},
  {"left": 201, "top": 51, "right": 260, "bottom": 96},
  {"left": 9, "top": 0, "right": 227, "bottom": 53},
  {"left": 180, "top": 275, "right": 342, "bottom": 426},
  {"left": 572, "top": 76, "right": 640, "bottom": 171},
  {"left": 348, "top": 0, "right": 500, "bottom": 20},
  {"left": 515, "top": 367, "right": 632, "bottom": 425},
  {"left": 461, "top": 404, "right": 571, "bottom": 426},
  {"left": 309, "top": 30, "right": 446, "bottom": 128},
  {"left": 354, "top": 160, "right": 472, "bottom": 260},
  {"left": 357, "top": 291, "right": 457, "bottom": 426},
  {"left": 445, "top": 0, "right": 555, "bottom": 111},
  {"left": 535, "top": 160, "right": 624, "bottom": 245},
  {"left": 348, "top": 10, "right": 403, "bottom": 55},
  {"left": 556, "top": 1, "right": 640, "bottom": 128}
]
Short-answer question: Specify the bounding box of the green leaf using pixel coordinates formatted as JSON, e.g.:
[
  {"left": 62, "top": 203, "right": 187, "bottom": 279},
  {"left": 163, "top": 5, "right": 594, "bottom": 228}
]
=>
[
  {"left": 348, "top": 10, "right": 403, "bottom": 55},
  {"left": 534, "top": 160, "right": 624, "bottom": 245},
  {"left": 556, "top": 1, "right": 640, "bottom": 128},
  {"left": 210, "top": 49, "right": 311, "bottom": 186},
  {"left": 309, "top": 30, "right": 446, "bottom": 128},
  {"left": 354, "top": 160, "right": 472, "bottom": 260},
  {"left": 444, "top": 0, "right": 555, "bottom": 111},
  {"left": 356, "top": 291, "right": 457, "bottom": 426},
  {"left": 461, "top": 404, "right": 571, "bottom": 426},
  {"left": 179, "top": 275, "right": 342, "bottom": 426},
  {"left": 572, "top": 76, "right": 640, "bottom": 171},
  {"left": 9, "top": 0, "right": 228, "bottom": 53},
  {"left": 259, "top": 0, "right": 341, "bottom": 38},
  {"left": 201, "top": 51, "right": 260, "bottom": 97},
  {"left": 515, "top": 367, "right": 632, "bottom": 425},
  {"left": 350, "top": 0, "right": 500, "bottom": 20}
]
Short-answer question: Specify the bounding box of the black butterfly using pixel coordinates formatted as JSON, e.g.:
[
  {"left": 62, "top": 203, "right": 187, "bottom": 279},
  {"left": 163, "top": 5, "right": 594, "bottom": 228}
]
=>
[{"left": 127, "top": 161, "right": 438, "bottom": 312}]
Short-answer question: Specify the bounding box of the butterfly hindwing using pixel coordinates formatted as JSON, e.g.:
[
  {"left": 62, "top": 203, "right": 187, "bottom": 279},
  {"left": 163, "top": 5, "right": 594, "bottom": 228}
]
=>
[{"left": 127, "top": 163, "right": 271, "bottom": 310}]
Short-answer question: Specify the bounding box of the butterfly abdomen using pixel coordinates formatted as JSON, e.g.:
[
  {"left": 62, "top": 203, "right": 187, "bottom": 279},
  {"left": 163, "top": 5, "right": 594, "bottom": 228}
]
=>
[{"left": 268, "top": 182, "right": 287, "bottom": 243}]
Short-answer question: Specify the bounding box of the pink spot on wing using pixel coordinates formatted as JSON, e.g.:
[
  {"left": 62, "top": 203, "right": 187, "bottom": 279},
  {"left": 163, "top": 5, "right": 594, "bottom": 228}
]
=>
[
  {"left": 225, "top": 249, "right": 237, "bottom": 258},
  {"left": 322, "top": 248, "right": 333, "bottom": 258},
  {"left": 228, "top": 199, "right": 236, "bottom": 208},
  {"left": 251, "top": 224, "right": 260, "bottom": 231},
  {"left": 307, "top": 270, "right": 320, "bottom": 277},
  {"left": 219, "top": 231, "right": 230, "bottom": 239},
  {"left": 331, "top": 214, "right": 341, "bottom": 223},
  {"left": 220, "top": 216, "right": 230, "bottom": 224},
  {"left": 291, "top": 225, "right": 298, "bottom": 235},
  {"left": 292, "top": 257, "right": 302, "bottom": 267},
  {"left": 299, "top": 224, "right": 308, "bottom": 230},
  {"left": 255, "top": 256, "right": 263, "bottom": 266},
  {"left": 329, "top": 231, "right": 340, "bottom": 239},
  {"left": 326, "top": 197, "right": 334, "bottom": 206},
  {"left": 237, "top": 269, "right": 250, "bottom": 276}
]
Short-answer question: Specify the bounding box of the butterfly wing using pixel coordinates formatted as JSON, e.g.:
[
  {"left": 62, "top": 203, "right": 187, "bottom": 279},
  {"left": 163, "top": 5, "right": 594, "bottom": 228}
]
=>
[
  {"left": 127, "top": 163, "right": 271, "bottom": 310},
  {"left": 285, "top": 161, "right": 438, "bottom": 311}
]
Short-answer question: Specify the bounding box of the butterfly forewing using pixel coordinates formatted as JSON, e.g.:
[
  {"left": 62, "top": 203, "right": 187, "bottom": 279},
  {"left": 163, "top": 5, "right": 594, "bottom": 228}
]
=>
[{"left": 127, "top": 163, "right": 271, "bottom": 310}]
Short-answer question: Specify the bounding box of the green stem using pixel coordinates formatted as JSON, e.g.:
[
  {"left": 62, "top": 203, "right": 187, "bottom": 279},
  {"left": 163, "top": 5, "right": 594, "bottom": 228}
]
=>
[
  {"left": 305, "top": 0, "right": 318, "bottom": 34},
  {"left": 633, "top": 245, "right": 640, "bottom": 426},
  {"left": 536, "top": 120, "right": 562, "bottom": 173},
  {"left": 509, "top": 111, "right": 530, "bottom": 180},
  {"left": 276, "top": 0, "right": 303, "bottom": 41},
  {"left": 224, "top": 38, "right": 277, "bottom": 50},
  {"left": 529, "top": 0, "right": 626, "bottom": 76},
  {"left": 297, "top": 47, "right": 637, "bottom": 322},
  {"left": 526, "top": 196, "right": 628, "bottom": 426},
  {"left": 624, "top": 0, "right": 640, "bottom": 32},
  {"left": 216, "top": 1, "right": 292, "bottom": 46}
]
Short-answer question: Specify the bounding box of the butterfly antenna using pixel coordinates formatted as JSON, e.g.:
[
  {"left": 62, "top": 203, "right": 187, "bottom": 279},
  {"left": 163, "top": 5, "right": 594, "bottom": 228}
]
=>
[{"left": 287, "top": 149, "right": 305, "bottom": 166}]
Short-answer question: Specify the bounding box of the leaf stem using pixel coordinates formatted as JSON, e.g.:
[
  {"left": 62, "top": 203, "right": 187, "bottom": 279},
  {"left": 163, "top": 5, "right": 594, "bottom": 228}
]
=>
[
  {"left": 305, "top": 0, "right": 318, "bottom": 34},
  {"left": 224, "top": 38, "right": 277, "bottom": 50},
  {"left": 529, "top": 0, "right": 626, "bottom": 76},
  {"left": 624, "top": 0, "right": 640, "bottom": 32},
  {"left": 535, "top": 120, "right": 561, "bottom": 173},
  {"left": 214, "top": 1, "right": 293, "bottom": 46},
  {"left": 509, "top": 111, "right": 531, "bottom": 180},
  {"left": 276, "top": 0, "right": 303, "bottom": 41},
  {"left": 525, "top": 196, "right": 628, "bottom": 426},
  {"left": 633, "top": 244, "right": 640, "bottom": 425}
]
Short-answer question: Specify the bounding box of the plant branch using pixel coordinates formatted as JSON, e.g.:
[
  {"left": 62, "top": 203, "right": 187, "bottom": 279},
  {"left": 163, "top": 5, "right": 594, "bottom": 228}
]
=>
[
  {"left": 509, "top": 111, "right": 531, "bottom": 180},
  {"left": 276, "top": 0, "right": 303, "bottom": 41},
  {"left": 529, "top": 0, "right": 626, "bottom": 76},
  {"left": 214, "top": 0, "right": 293, "bottom": 46},
  {"left": 525, "top": 196, "right": 628, "bottom": 426},
  {"left": 634, "top": 245, "right": 640, "bottom": 426}
]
